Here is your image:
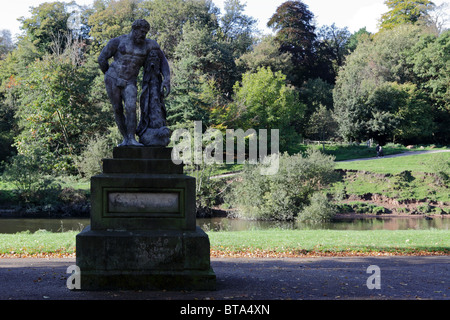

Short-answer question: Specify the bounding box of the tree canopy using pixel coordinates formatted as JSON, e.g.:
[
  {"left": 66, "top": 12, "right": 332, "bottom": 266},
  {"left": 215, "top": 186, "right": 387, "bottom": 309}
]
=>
[
  {"left": 0, "top": 0, "right": 448, "bottom": 174},
  {"left": 380, "top": 0, "right": 436, "bottom": 30}
]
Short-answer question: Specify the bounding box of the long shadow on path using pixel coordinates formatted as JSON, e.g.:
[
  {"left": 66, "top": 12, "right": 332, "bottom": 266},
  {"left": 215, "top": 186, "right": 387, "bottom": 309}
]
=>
[{"left": 0, "top": 256, "right": 448, "bottom": 301}]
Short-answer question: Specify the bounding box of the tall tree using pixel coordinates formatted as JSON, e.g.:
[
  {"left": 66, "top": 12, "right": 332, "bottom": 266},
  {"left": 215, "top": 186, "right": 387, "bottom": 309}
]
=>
[
  {"left": 87, "top": 0, "right": 142, "bottom": 52},
  {"left": 380, "top": 0, "right": 436, "bottom": 30},
  {"left": 408, "top": 30, "right": 450, "bottom": 142},
  {"left": 267, "top": 0, "right": 316, "bottom": 87},
  {"left": 219, "top": 0, "right": 256, "bottom": 59},
  {"left": 317, "top": 24, "right": 351, "bottom": 73},
  {"left": 315, "top": 23, "right": 352, "bottom": 83},
  {"left": 167, "top": 21, "right": 230, "bottom": 125},
  {"left": 346, "top": 27, "right": 371, "bottom": 52},
  {"left": 333, "top": 24, "right": 438, "bottom": 144},
  {"left": 18, "top": 1, "right": 74, "bottom": 55},
  {"left": 13, "top": 44, "right": 109, "bottom": 174},
  {"left": 230, "top": 66, "right": 304, "bottom": 150},
  {"left": 236, "top": 35, "right": 294, "bottom": 77},
  {"left": 0, "top": 30, "right": 14, "bottom": 59},
  {"left": 139, "top": 0, "right": 219, "bottom": 60}
]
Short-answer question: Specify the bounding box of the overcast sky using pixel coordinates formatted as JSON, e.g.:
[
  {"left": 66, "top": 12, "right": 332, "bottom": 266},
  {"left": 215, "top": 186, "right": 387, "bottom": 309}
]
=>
[{"left": 1, "top": 0, "right": 449, "bottom": 41}]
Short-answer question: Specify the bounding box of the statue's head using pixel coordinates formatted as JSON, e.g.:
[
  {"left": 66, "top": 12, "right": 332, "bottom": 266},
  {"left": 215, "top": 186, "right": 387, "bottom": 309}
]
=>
[{"left": 131, "top": 19, "right": 150, "bottom": 44}]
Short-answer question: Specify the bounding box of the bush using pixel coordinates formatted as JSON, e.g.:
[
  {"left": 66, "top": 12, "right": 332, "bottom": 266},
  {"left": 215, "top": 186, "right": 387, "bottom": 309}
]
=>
[
  {"left": 75, "top": 132, "right": 116, "bottom": 177},
  {"left": 337, "top": 203, "right": 353, "bottom": 213},
  {"left": 372, "top": 206, "right": 386, "bottom": 215},
  {"left": 337, "top": 201, "right": 387, "bottom": 215},
  {"left": 417, "top": 203, "right": 432, "bottom": 214},
  {"left": 2, "top": 148, "right": 62, "bottom": 205},
  {"left": 226, "top": 149, "right": 338, "bottom": 220},
  {"left": 429, "top": 154, "right": 450, "bottom": 185},
  {"left": 297, "top": 192, "right": 337, "bottom": 223},
  {"left": 192, "top": 164, "right": 230, "bottom": 217}
]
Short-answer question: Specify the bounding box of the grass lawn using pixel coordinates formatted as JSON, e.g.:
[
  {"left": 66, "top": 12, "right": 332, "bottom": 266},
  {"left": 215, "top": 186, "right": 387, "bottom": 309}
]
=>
[
  {"left": 208, "top": 229, "right": 450, "bottom": 256},
  {"left": 0, "top": 230, "right": 77, "bottom": 256},
  {"left": 335, "top": 151, "right": 450, "bottom": 174},
  {"left": 330, "top": 152, "right": 450, "bottom": 206},
  {"left": 0, "top": 229, "right": 448, "bottom": 257}
]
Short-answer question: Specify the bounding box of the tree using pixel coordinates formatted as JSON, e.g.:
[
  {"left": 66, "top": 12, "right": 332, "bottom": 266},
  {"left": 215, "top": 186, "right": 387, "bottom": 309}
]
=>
[
  {"left": 219, "top": 0, "right": 257, "bottom": 59},
  {"left": 230, "top": 66, "right": 304, "bottom": 151},
  {"left": 315, "top": 23, "right": 352, "bottom": 83},
  {"left": 236, "top": 35, "right": 294, "bottom": 77},
  {"left": 364, "top": 82, "right": 433, "bottom": 144},
  {"left": 333, "top": 24, "right": 435, "bottom": 143},
  {"left": 298, "top": 78, "right": 334, "bottom": 136},
  {"left": 408, "top": 30, "right": 450, "bottom": 142},
  {"left": 87, "top": 0, "right": 143, "bottom": 52},
  {"left": 409, "top": 30, "right": 449, "bottom": 110},
  {"left": 305, "top": 104, "right": 338, "bottom": 141},
  {"left": 346, "top": 27, "right": 371, "bottom": 52},
  {"left": 390, "top": 82, "right": 434, "bottom": 143},
  {"left": 14, "top": 45, "right": 108, "bottom": 174},
  {"left": 167, "top": 21, "right": 229, "bottom": 125},
  {"left": 380, "top": 0, "right": 436, "bottom": 30},
  {"left": 18, "top": 1, "right": 74, "bottom": 54},
  {"left": 0, "top": 30, "right": 14, "bottom": 59},
  {"left": 139, "top": 0, "right": 219, "bottom": 60},
  {"left": 267, "top": 0, "right": 317, "bottom": 86},
  {"left": 428, "top": 2, "right": 450, "bottom": 34}
]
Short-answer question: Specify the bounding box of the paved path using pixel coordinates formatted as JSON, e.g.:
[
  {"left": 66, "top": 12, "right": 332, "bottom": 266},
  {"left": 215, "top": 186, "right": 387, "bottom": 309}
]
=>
[{"left": 0, "top": 256, "right": 448, "bottom": 301}]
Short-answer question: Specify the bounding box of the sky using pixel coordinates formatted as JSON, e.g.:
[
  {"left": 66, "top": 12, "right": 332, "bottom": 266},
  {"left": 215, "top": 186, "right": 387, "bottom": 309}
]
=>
[{"left": 1, "top": 0, "right": 449, "bottom": 41}]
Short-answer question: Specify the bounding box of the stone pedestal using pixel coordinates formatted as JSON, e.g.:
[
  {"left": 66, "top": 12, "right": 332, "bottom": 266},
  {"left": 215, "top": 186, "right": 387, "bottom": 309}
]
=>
[{"left": 75, "top": 147, "right": 216, "bottom": 290}]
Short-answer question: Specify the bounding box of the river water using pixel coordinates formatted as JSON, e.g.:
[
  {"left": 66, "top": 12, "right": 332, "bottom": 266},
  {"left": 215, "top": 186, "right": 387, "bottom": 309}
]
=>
[{"left": 0, "top": 216, "right": 448, "bottom": 233}]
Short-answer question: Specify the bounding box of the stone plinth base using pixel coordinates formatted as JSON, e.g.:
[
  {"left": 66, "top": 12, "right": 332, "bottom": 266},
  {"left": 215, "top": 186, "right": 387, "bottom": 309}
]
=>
[
  {"left": 75, "top": 146, "right": 215, "bottom": 291},
  {"left": 76, "top": 225, "right": 216, "bottom": 291}
]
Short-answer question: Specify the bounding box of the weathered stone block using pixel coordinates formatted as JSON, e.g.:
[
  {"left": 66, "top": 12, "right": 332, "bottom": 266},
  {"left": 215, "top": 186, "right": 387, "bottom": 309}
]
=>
[
  {"left": 90, "top": 173, "right": 196, "bottom": 231},
  {"left": 76, "top": 226, "right": 215, "bottom": 290}
]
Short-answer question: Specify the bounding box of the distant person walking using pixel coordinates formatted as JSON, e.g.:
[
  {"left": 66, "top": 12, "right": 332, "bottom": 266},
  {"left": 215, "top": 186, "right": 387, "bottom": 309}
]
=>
[{"left": 376, "top": 144, "right": 384, "bottom": 157}]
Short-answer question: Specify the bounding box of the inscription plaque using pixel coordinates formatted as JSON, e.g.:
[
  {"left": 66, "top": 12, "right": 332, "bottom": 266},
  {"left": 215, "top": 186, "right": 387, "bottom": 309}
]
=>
[{"left": 108, "top": 192, "right": 179, "bottom": 213}]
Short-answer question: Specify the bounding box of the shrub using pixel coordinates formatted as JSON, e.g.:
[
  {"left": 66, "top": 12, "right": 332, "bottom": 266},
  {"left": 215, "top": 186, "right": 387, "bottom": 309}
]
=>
[
  {"left": 2, "top": 147, "right": 62, "bottom": 205},
  {"left": 337, "top": 203, "right": 353, "bottom": 213},
  {"left": 417, "top": 203, "right": 432, "bottom": 213},
  {"left": 297, "top": 192, "right": 337, "bottom": 223},
  {"left": 429, "top": 154, "right": 450, "bottom": 185},
  {"left": 372, "top": 206, "right": 386, "bottom": 215},
  {"left": 75, "top": 132, "right": 115, "bottom": 177},
  {"left": 340, "top": 201, "right": 387, "bottom": 214},
  {"left": 226, "top": 149, "right": 338, "bottom": 220},
  {"left": 192, "top": 164, "right": 230, "bottom": 217},
  {"left": 397, "top": 207, "right": 410, "bottom": 214}
]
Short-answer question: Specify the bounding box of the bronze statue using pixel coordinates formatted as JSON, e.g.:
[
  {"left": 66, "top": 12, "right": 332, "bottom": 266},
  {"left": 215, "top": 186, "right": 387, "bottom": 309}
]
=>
[{"left": 98, "top": 19, "right": 171, "bottom": 147}]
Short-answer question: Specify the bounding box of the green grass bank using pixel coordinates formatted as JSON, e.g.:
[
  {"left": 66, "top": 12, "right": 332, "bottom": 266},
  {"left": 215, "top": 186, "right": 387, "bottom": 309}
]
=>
[{"left": 0, "top": 229, "right": 448, "bottom": 257}]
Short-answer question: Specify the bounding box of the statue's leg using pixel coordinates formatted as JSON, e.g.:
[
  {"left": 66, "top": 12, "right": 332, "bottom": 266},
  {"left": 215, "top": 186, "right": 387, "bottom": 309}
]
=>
[
  {"left": 123, "top": 83, "right": 143, "bottom": 146},
  {"left": 104, "top": 77, "right": 128, "bottom": 146}
]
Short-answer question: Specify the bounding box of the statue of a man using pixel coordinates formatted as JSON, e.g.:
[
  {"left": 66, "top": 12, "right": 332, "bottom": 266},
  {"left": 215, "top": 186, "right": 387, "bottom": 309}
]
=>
[{"left": 98, "top": 19, "right": 170, "bottom": 147}]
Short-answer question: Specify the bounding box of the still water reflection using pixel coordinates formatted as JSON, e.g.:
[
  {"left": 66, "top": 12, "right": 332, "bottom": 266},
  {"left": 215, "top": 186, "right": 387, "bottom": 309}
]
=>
[
  {"left": 0, "top": 216, "right": 448, "bottom": 233},
  {"left": 197, "top": 217, "right": 450, "bottom": 231}
]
